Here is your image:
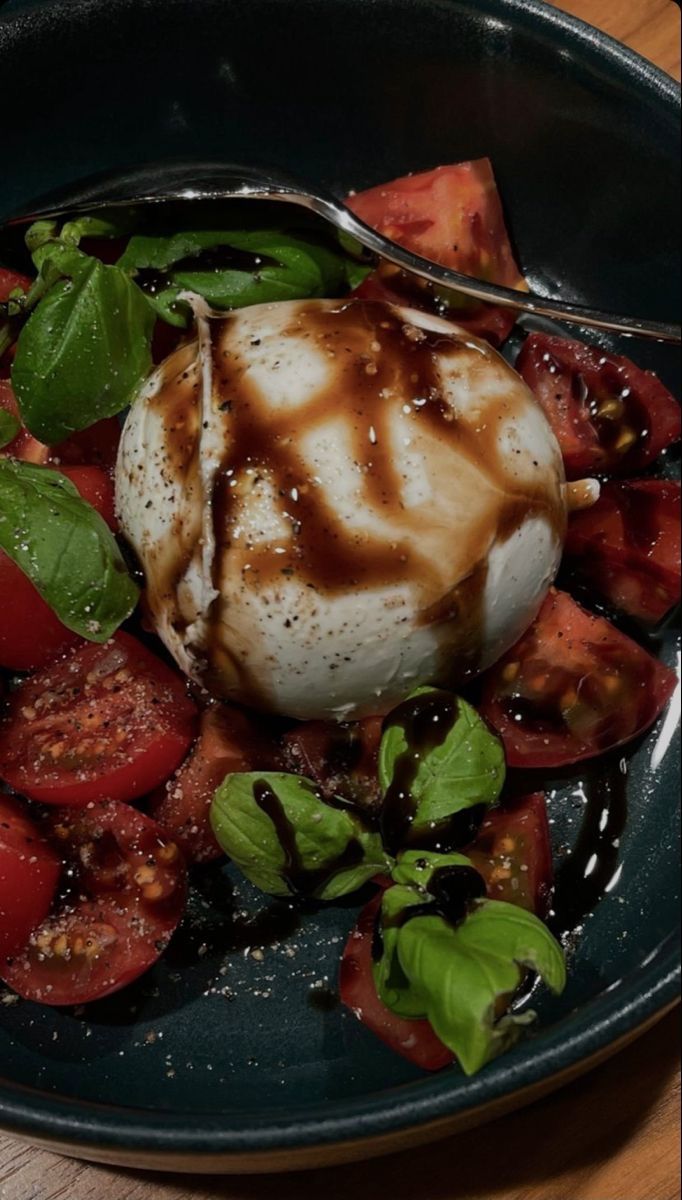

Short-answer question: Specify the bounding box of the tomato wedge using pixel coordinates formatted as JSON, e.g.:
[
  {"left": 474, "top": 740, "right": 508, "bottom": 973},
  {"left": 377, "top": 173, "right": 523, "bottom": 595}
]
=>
[
  {"left": 340, "top": 891, "right": 454, "bottom": 1071},
  {"left": 281, "top": 717, "right": 383, "bottom": 813},
  {"left": 0, "top": 463, "right": 119, "bottom": 671},
  {"left": 516, "top": 333, "right": 681, "bottom": 479},
  {"left": 565, "top": 480, "right": 681, "bottom": 623},
  {"left": 0, "top": 795, "right": 61, "bottom": 960},
  {"left": 480, "top": 589, "right": 677, "bottom": 768},
  {"left": 0, "top": 632, "right": 197, "bottom": 805},
  {"left": 1, "top": 800, "right": 187, "bottom": 1005},
  {"left": 467, "top": 793, "right": 553, "bottom": 917},
  {"left": 347, "top": 159, "right": 526, "bottom": 345},
  {"left": 150, "top": 704, "right": 278, "bottom": 863}
]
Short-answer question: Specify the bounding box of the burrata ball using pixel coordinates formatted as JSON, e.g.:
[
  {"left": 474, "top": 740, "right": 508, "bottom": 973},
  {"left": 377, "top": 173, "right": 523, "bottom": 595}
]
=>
[{"left": 116, "top": 298, "right": 568, "bottom": 720}]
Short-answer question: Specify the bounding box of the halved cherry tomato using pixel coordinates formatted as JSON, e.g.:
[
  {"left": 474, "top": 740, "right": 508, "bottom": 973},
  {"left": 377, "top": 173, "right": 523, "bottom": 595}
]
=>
[
  {"left": 467, "top": 793, "right": 552, "bottom": 917},
  {"left": 50, "top": 416, "right": 122, "bottom": 475},
  {"left": 0, "top": 632, "right": 197, "bottom": 805},
  {"left": 281, "top": 717, "right": 383, "bottom": 813},
  {"left": 150, "top": 704, "right": 278, "bottom": 863},
  {"left": 565, "top": 480, "right": 681, "bottom": 623},
  {"left": 517, "top": 333, "right": 681, "bottom": 479},
  {"left": 339, "top": 891, "right": 454, "bottom": 1071},
  {"left": 347, "top": 159, "right": 526, "bottom": 345},
  {"left": 480, "top": 589, "right": 677, "bottom": 768},
  {"left": 0, "top": 795, "right": 61, "bottom": 960},
  {"left": 0, "top": 800, "right": 187, "bottom": 1005},
  {"left": 0, "top": 379, "right": 49, "bottom": 464},
  {"left": 0, "top": 463, "right": 119, "bottom": 671}
]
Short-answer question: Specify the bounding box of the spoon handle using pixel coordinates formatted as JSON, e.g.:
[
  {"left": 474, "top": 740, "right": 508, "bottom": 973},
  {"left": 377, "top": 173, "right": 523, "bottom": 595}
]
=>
[{"left": 7, "top": 161, "right": 680, "bottom": 345}]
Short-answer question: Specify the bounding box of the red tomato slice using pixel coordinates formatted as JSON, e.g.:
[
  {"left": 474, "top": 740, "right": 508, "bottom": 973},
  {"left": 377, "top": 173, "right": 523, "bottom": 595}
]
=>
[
  {"left": 467, "top": 793, "right": 553, "bottom": 917},
  {"left": 59, "top": 465, "right": 117, "bottom": 531},
  {"left": 0, "top": 632, "right": 197, "bottom": 805},
  {"left": 347, "top": 159, "right": 526, "bottom": 345},
  {"left": 565, "top": 480, "right": 681, "bottom": 623},
  {"left": 517, "top": 333, "right": 681, "bottom": 479},
  {"left": 339, "top": 891, "right": 454, "bottom": 1071},
  {"left": 1, "top": 800, "right": 187, "bottom": 1005},
  {"left": 0, "top": 795, "right": 61, "bottom": 960},
  {"left": 0, "top": 379, "right": 49, "bottom": 464},
  {"left": 0, "top": 268, "right": 31, "bottom": 303},
  {"left": 50, "top": 416, "right": 122, "bottom": 474},
  {"left": 480, "top": 589, "right": 677, "bottom": 768},
  {"left": 281, "top": 717, "right": 383, "bottom": 813},
  {"left": 0, "top": 554, "right": 82, "bottom": 672},
  {"left": 0, "top": 462, "right": 120, "bottom": 671},
  {"left": 150, "top": 704, "right": 278, "bottom": 863}
]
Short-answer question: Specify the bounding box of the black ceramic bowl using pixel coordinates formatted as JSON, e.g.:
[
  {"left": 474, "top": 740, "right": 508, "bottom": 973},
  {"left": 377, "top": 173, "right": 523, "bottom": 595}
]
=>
[{"left": 0, "top": 0, "right": 680, "bottom": 1174}]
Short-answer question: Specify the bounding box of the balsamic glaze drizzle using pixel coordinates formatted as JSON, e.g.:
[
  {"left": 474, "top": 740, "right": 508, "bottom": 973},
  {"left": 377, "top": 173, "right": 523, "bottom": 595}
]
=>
[
  {"left": 372, "top": 864, "right": 488, "bottom": 961},
  {"left": 252, "top": 779, "right": 364, "bottom": 897},
  {"left": 548, "top": 757, "right": 629, "bottom": 939},
  {"left": 379, "top": 690, "right": 485, "bottom": 856}
]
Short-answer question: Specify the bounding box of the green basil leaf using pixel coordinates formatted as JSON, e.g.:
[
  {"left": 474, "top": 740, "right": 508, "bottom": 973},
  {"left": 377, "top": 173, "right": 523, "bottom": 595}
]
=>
[
  {"left": 373, "top": 883, "right": 432, "bottom": 1018},
  {"left": 25, "top": 219, "right": 59, "bottom": 256},
  {"left": 0, "top": 459, "right": 139, "bottom": 641},
  {"left": 59, "top": 211, "right": 138, "bottom": 245},
  {"left": 118, "top": 228, "right": 371, "bottom": 325},
  {"left": 30, "top": 240, "right": 90, "bottom": 279},
  {"left": 25, "top": 212, "right": 137, "bottom": 258},
  {"left": 0, "top": 241, "right": 81, "bottom": 329},
  {"left": 391, "top": 849, "right": 475, "bottom": 891},
  {"left": 210, "top": 771, "right": 391, "bottom": 900},
  {"left": 374, "top": 851, "right": 476, "bottom": 1018},
  {"left": 377, "top": 888, "right": 566, "bottom": 1075},
  {"left": 0, "top": 409, "right": 20, "bottom": 450},
  {"left": 379, "top": 688, "right": 506, "bottom": 847},
  {"left": 12, "top": 257, "right": 154, "bottom": 443}
]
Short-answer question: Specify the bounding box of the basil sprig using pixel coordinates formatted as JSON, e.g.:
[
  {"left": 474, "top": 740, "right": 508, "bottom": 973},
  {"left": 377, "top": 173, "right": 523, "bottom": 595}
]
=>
[
  {"left": 117, "top": 228, "right": 371, "bottom": 327},
  {"left": 373, "top": 851, "right": 566, "bottom": 1075},
  {"left": 13, "top": 251, "right": 155, "bottom": 444},
  {"left": 378, "top": 688, "right": 506, "bottom": 854},
  {"left": 210, "top": 771, "right": 390, "bottom": 900},
  {"left": 6, "top": 213, "right": 370, "bottom": 442},
  {"left": 0, "top": 409, "right": 20, "bottom": 450},
  {"left": 0, "top": 459, "right": 138, "bottom": 641}
]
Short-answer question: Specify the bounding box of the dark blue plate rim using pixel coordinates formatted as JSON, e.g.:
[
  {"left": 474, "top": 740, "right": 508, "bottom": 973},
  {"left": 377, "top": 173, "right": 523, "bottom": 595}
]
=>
[
  {"left": 0, "top": 0, "right": 680, "bottom": 1162},
  {"left": 0, "top": 937, "right": 679, "bottom": 1155}
]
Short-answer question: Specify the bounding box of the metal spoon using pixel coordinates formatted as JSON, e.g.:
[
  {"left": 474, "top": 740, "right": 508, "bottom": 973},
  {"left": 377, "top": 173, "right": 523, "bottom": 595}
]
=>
[{"left": 6, "top": 161, "right": 680, "bottom": 344}]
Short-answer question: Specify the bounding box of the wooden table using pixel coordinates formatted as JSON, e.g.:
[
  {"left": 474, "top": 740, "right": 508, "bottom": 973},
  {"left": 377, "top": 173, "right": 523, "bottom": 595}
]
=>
[{"left": 1, "top": 2, "right": 680, "bottom": 1197}]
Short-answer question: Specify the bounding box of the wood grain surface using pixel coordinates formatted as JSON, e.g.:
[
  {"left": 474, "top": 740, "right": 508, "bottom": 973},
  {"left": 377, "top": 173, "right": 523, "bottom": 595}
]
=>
[{"left": 1, "top": 1, "right": 680, "bottom": 1197}]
